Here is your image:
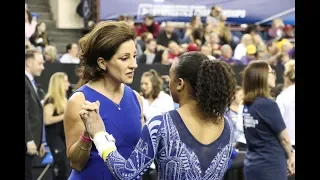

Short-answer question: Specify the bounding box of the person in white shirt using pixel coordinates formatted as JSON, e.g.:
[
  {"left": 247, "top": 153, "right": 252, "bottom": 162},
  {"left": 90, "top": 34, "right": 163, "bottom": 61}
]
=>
[
  {"left": 225, "top": 86, "right": 247, "bottom": 150},
  {"left": 276, "top": 60, "right": 295, "bottom": 147},
  {"left": 233, "top": 34, "right": 254, "bottom": 60},
  {"left": 59, "top": 43, "right": 80, "bottom": 64},
  {"left": 140, "top": 69, "right": 175, "bottom": 121}
]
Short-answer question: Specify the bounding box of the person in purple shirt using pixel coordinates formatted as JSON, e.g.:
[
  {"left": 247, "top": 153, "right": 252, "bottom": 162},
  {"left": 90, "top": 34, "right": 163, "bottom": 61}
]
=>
[
  {"left": 219, "top": 44, "right": 243, "bottom": 65},
  {"left": 240, "top": 44, "right": 258, "bottom": 65},
  {"left": 288, "top": 47, "right": 295, "bottom": 59}
]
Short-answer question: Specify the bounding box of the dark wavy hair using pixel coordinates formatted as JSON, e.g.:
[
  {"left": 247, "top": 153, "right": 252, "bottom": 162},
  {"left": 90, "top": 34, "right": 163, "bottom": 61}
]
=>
[
  {"left": 175, "top": 52, "right": 236, "bottom": 123},
  {"left": 76, "top": 21, "right": 136, "bottom": 81},
  {"left": 141, "top": 69, "right": 163, "bottom": 100}
]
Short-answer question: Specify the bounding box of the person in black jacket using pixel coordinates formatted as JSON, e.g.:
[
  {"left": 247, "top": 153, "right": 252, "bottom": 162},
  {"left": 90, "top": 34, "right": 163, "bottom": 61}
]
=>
[{"left": 25, "top": 49, "right": 47, "bottom": 180}]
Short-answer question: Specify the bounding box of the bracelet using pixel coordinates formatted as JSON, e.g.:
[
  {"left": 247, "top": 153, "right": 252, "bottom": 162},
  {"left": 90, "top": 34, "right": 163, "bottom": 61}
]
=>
[
  {"left": 81, "top": 133, "right": 92, "bottom": 143},
  {"left": 77, "top": 143, "right": 91, "bottom": 151}
]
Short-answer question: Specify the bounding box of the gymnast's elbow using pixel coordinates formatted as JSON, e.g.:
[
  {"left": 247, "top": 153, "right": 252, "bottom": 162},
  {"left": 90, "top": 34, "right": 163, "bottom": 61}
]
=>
[{"left": 69, "top": 161, "right": 85, "bottom": 172}]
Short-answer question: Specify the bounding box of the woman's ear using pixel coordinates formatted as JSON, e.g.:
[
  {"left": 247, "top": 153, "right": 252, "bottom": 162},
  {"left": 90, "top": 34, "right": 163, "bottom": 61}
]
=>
[
  {"left": 97, "top": 57, "right": 107, "bottom": 70},
  {"left": 176, "top": 78, "right": 185, "bottom": 92}
]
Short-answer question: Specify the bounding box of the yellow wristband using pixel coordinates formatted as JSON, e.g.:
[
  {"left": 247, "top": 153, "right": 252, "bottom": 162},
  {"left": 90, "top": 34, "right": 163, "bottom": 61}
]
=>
[{"left": 102, "top": 146, "right": 117, "bottom": 161}]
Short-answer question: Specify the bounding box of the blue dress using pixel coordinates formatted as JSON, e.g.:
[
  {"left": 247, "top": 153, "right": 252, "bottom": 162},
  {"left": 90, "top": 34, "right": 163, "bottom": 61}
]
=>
[
  {"left": 68, "top": 84, "right": 142, "bottom": 180},
  {"left": 104, "top": 110, "right": 234, "bottom": 180}
]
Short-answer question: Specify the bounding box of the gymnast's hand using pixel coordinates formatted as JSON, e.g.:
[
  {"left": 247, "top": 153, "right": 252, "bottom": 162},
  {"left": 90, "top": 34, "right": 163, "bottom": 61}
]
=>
[{"left": 79, "top": 101, "right": 106, "bottom": 138}]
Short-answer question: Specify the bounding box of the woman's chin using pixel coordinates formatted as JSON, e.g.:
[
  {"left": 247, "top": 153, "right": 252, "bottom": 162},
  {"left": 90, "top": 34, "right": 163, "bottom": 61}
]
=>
[{"left": 123, "top": 78, "right": 134, "bottom": 84}]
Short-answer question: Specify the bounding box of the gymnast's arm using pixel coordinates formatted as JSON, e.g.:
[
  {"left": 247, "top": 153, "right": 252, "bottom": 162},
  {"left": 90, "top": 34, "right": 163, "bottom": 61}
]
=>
[
  {"left": 64, "top": 92, "right": 92, "bottom": 171},
  {"left": 94, "top": 116, "right": 163, "bottom": 180}
]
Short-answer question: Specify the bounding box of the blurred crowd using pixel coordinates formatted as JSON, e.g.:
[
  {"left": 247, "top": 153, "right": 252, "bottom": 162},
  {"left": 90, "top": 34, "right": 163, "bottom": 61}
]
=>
[
  {"left": 25, "top": 5, "right": 80, "bottom": 65},
  {"left": 25, "top": 2, "right": 295, "bottom": 180},
  {"left": 112, "top": 6, "right": 295, "bottom": 69},
  {"left": 26, "top": 4, "right": 295, "bottom": 68}
]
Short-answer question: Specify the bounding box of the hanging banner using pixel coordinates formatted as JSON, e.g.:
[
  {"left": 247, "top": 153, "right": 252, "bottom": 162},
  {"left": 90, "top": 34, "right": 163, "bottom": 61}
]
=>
[{"left": 99, "top": 0, "right": 295, "bottom": 24}]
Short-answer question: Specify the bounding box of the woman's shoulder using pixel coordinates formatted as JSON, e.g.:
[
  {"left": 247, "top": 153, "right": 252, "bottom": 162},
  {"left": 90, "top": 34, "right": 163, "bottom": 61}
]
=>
[
  {"left": 126, "top": 85, "right": 140, "bottom": 100},
  {"left": 145, "top": 114, "right": 166, "bottom": 129},
  {"left": 251, "top": 97, "right": 277, "bottom": 110},
  {"left": 255, "top": 97, "right": 275, "bottom": 103},
  {"left": 44, "top": 96, "right": 54, "bottom": 105},
  {"left": 158, "top": 91, "right": 172, "bottom": 100}
]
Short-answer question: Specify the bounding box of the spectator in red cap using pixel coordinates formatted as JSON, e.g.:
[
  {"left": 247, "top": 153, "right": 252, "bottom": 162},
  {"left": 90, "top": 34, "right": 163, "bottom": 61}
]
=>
[
  {"left": 187, "top": 43, "right": 198, "bottom": 52},
  {"left": 283, "top": 25, "right": 294, "bottom": 39}
]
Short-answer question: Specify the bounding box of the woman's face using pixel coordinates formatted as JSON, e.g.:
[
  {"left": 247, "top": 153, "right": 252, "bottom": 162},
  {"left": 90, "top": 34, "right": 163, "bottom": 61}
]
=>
[
  {"left": 267, "top": 65, "right": 276, "bottom": 88},
  {"left": 267, "top": 42, "right": 278, "bottom": 54},
  {"left": 253, "top": 34, "right": 262, "bottom": 45},
  {"left": 161, "top": 50, "right": 170, "bottom": 65},
  {"left": 205, "top": 24, "right": 213, "bottom": 33},
  {"left": 281, "top": 42, "right": 293, "bottom": 54},
  {"left": 44, "top": 52, "right": 52, "bottom": 61},
  {"left": 39, "top": 23, "right": 46, "bottom": 32},
  {"left": 243, "top": 36, "right": 253, "bottom": 46},
  {"left": 284, "top": 76, "right": 291, "bottom": 87},
  {"left": 257, "top": 51, "right": 266, "bottom": 60},
  {"left": 104, "top": 40, "right": 138, "bottom": 84},
  {"left": 210, "top": 33, "right": 220, "bottom": 44},
  {"left": 140, "top": 76, "right": 153, "bottom": 96},
  {"left": 234, "top": 89, "right": 244, "bottom": 104},
  {"left": 195, "top": 16, "right": 202, "bottom": 26},
  {"left": 64, "top": 75, "right": 71, "bottom": 91}
]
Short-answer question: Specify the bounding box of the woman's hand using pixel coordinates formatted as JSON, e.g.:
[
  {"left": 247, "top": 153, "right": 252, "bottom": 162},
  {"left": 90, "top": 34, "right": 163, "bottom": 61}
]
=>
[
  {"left": 79, "top": 101, "right": 106, "bottom": 138},
  {"left": 287, "top": 153, "right": 295, "bottom": 176}
]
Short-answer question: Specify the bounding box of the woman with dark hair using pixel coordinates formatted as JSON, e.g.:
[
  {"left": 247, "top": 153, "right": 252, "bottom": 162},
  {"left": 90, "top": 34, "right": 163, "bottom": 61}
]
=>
[
  {"left": 153, "top": 49, "right": 170, "bottom": 65},
  {"left": 270, "top": 83, "right": 284, "bottom": 99},
  {"left": 29, "top": 22, "right": 50, "bottom": 48},
  {"left": 140, "top": 69, "right": 174, "bottom": 120},
  {"left": 79, "top": 51, "right": 238, "bottom": 180},
  {"left": 241, "top": 60, "right": 295, "bottom": 180},
  {"left": 64, "top": 21, "right": 144, "bottom": 179}
]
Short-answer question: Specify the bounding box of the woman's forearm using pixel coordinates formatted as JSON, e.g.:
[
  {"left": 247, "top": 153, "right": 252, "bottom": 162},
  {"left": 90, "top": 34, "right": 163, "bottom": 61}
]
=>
[
  {"left": 278, "top": 129, "right": 292, "bottom": 159},
  {"left": 280, "top": 138, "right": 292, "bottom": 159},
  {"left": 68, "top": 132, "right": 92, "bottom": 171}
]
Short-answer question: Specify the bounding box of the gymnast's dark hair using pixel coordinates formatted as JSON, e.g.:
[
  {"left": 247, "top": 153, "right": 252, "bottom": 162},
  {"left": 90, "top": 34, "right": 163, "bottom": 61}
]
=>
[{"left": 175, "top": 52, "right": 236, "bottom": 123}]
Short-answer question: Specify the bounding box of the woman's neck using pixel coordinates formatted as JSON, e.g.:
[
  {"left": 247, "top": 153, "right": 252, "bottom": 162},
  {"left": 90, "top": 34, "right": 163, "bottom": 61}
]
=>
[
  {"left": 144, "top": 49, "right": 153, "bottom": 54},
  {"left": 147, "top": 95, "right": 154, "bottom": 101},
  {"left": 70, "top": 54, "right": 77, "bottom": 58},
  {"left": 89, "top": 76, "right": 122, "bottom": 94},
  {"left": 146, "top": 92, "right": 161, "bottom": 103},
  {"left": 230, "top": 103, "right": 239, "bottom": 112},
  {"left": 285, "top": 81, "right": 294, "bottom": 88},
  {"left": 179, "top": 99, "right": 217, "bottom": 123}
]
